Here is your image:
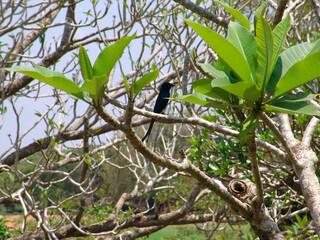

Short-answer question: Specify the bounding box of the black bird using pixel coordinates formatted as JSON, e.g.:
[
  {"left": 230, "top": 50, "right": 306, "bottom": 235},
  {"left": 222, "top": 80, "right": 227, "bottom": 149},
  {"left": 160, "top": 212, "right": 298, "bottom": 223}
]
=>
[{"left": 141, "top": 82, "right": 175, "bottom": 142}]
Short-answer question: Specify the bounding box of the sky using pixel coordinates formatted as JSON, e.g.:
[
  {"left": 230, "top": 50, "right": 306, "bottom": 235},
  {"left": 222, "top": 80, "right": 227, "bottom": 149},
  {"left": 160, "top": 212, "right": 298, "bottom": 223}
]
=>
[
  {"left": 0, "top": 1, "right": 171, "bottom": 156},
  {"left": 0, "top": 1, "right": 125, "bottom": 155}
]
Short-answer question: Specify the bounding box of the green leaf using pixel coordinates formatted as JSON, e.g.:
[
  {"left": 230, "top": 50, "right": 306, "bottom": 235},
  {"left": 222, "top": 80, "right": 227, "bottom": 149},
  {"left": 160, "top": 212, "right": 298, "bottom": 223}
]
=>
[
  {"left": 254, "top": 2, "right": 267, "bottom": 29},
  {"left": 93, "top": 33, "right": 136, "bottom": 77},
  {"left": 133, "top": 69, "right": 159, "bottom": 95},
  {"left": 79, "top": 45, "right": 93, "bottom": 81},
  {"left": 122, "top": 71, "right": 132, "bottom": 99},
  {"left": 272, "top": 16, "right": 291, "bottom": 71},
  {"left": 183, "top": 18, "right": 253, "bottom": 83},
  {"left": 211, "top": 77, "right": 260, "bottom": 102},
  {"left": 268, "top": 40, "right": 320, "bottom": 94},
  {"left": 266, "top": 101, "right": 320, "bottom": 116},
  {"left": 5, "top": 66, "right": 84, "bottom": 99},
  {"left": 274, "top": 51, "right": 320, "bottom": 98},
  {"left": 199, "top": 63, "right": 229, "bottom": 79},
  {"left": 228, "top": 22, "right": 257, "bottom": 82},
  {"left": 214, "top": 0, "right": 250, "bottom": 30},
  {"left": 81, "top": 75, "right": 107, "bottom": 106},
  {"left": 255, "top": 16, "right": 274, "bottom": 97},
  {"left": 176, "top": 93, "right": 226, "bottom": 109},
  {"left": 239, "top": 115, "right": 259, "bottom": 145},
  {"left": 192, "top": 78, "right": 230, "bottom": 102},
  {"left": 215, "top": 58, "right": 232, "bottom": 75},
  {"left": 270, "top": 92, "right": 319, "bottom": 103}
]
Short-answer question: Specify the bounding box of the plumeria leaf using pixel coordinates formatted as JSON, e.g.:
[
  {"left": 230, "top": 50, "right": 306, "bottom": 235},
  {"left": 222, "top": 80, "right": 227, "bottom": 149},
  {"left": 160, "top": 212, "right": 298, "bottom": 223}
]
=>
[
  {"left": 274, "top": 51, "right": 320, "bottom": 98},
  {"left": 5, "top": 66, "right": 85, "bottom": 100},
  {"left": 255, "top": 16, "right": 274, "bottom": 97},
  {"left": 79, "top": 45, "right": 93, "bottom": 81},
  {"left": 133, "top": 70, "right": 159, "bottom": 95},
  {"left": 266, "top": 101, "right": 320, "bottom": 116},
  {"left": 93, "top": 33, "right": 136, "bottom": 78},
  {"left": 184, "top": 18, "right": 253, "bottom": 83},
  {"left": 214, "top": 0, "right": 250, "bottom": 30}
]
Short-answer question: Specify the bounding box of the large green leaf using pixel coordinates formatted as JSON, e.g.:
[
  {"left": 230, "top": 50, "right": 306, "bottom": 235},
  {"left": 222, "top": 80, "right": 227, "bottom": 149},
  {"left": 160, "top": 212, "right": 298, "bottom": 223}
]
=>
[
  {"left": 79, "top": 45, "right": 93, "bottom": 81},
  {"left": 272, "top": 16, "right": 291, "bottom": 71},
  {"left": 192, "top": 78, "right": 230, "bottom": 102},
  {"left": 254, "top": 2, "right": 267, "bottom": 29},
  {"left": 177, "top": 93, "right": 226, "bottom": 109},
  {"left": 81, "top": 75, "right": 107, "bottom": 106},
  {"left": 255, "top": 16, "right": 274, "bottom": 97},
  {"left": 211, "top": 77, "right": 260, "bottom": 103},
  {"left": 269, "top": 92, "right": 319, "bottom": 103},
  {"left": 93, "top": 33, "right": 136, "bottom": 78},
  {"left": 274, "top": 51, "right": 320, "bottom": 98},
  {"left": 214, "top": 0, "right": 250, "bottom": 30},
  {"left": 199, "top": 63, "right": 229, "bottom": 79},
  {"left": 184, "top": 18, "right": 253, "bottom": 83},
  {"left": 5, "top": 66, "right": 84, "bottom": 99},
  {"left": 239, "top": 115, "right": 259, "bottom": 145},
  {"left": 268, "top": 40, "right": 320, "bottom": 93},
  {"left": 228, "top": 22, "right": 257, "bottom": 82},
  {"left": 133, "top": 70, "right": 159, "bottom": 95},
  {"left": 266, "top": 101, "right": 320, "bottom": 116}
]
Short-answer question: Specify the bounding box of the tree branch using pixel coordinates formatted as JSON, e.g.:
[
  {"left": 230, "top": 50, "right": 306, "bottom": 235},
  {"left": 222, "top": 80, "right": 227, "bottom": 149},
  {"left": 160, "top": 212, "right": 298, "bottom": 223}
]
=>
[
  {"left": 173, "top": 0, "right": 229, "bottom": 28},
  {"left": 302, "top": 117, "right": 319, "bottom": 148},
  {"left": 96, "top": 106, "right": 251, "bottom": 220},
  {"left": 272, "top": 0, "right": 289, "bottom": 27},
  {"left": 311, "top": 0, "right": 320, "bottom": 22},
  {"left": 259, "top": 112, "right": 296, "bottom": 163},
  {"left": 247, "top": 136, "right": 264, "bottom": 208}
]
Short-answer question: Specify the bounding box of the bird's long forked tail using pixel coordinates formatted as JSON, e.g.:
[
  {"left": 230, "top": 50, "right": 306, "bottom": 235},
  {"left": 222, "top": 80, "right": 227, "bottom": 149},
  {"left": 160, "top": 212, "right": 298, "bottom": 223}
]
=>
[{"left": 141, "top": 119, "right": 155, "bottom": 142}]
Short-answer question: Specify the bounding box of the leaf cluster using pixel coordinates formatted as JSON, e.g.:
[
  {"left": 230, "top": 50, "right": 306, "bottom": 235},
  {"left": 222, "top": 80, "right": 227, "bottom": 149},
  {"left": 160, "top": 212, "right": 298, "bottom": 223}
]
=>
[
  {"left": 5, "top": 33, "right": 159, "bottom": 107},
  {"left": 178, "top": 1, "right": 320, "bottom": 144}
]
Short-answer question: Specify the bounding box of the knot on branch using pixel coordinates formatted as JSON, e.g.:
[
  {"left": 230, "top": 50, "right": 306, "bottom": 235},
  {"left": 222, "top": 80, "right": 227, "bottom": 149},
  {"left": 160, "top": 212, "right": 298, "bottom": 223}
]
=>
[{"left": 228, "top": 179, "right": 256, "bottom": 205}]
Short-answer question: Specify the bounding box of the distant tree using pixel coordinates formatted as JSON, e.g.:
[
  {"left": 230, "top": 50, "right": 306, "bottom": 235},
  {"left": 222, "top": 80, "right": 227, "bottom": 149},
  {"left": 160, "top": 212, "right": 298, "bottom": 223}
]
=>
[{"left": 1, "top": 0, "right": 320, "bottom": 239}]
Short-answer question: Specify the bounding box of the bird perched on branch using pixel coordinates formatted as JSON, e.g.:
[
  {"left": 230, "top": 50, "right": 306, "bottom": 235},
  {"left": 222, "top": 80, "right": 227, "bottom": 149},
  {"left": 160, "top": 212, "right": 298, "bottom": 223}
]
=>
[{"left": 141, "top": 82, "right": 175, "bottom": 142}]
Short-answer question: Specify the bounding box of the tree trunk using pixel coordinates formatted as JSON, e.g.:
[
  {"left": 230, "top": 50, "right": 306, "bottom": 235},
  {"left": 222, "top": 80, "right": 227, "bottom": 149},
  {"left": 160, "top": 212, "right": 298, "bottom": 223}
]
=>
[{"left": 291, "top": 143, "right": 320, "bottom": 236}]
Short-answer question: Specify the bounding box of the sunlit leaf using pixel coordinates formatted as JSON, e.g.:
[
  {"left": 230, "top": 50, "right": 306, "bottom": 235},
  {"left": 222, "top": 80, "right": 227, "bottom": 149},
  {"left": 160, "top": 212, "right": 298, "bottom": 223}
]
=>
[
  {"left": 268, "top": 40, "right": 320, "bottom": 94},
  {"left": 176, "top": 93, "right": 226, "bottom": 109},
  {"left": 79, "top": 45, "right": 93, "bottom": 81},
  {"left": 255, "top": 16, "right": 274, "bottom": 96},
  {"left": 183, "top": 18, "right": 253, "bottom": 83},
  {"left": 133, "top": 70, "right": 159, "bottom": 95},
  {"left": 228, "top": 22, "right": 257, "bottom": 82},
  {"left": 192, "top": 78, "right": 230, "bottom": 102},
  {"left": 199, "top": 63, "right": 229, "bottom": 79},
  {"left": 270, "top": 92, "right": 319, "bottom": 103},
  {"left": 214, "top": 0, "right": 250, "bottom": 30},
  {"left": 254, "top": 1, "right": 267, "bottom": 28},
  {"left": 81, "top": 75, "right": 107, "bottom": 106},
  {"left": 274, "top": 51, "right": 320, "bottom": 98},
  {"left": 5, "top": 66, "right": 85, "bottom": 100},
  {"left": 272, "top": 16, "right": 291, "bottom": 71},
  {"left": 211, "top": 77, "right": 260, "bottom": 103},
  {"left": 265, "top": 101, "right": 320, "bottom": 116},
  {"left": 93, "top": 33, "right": 136, "bottom": 78}
]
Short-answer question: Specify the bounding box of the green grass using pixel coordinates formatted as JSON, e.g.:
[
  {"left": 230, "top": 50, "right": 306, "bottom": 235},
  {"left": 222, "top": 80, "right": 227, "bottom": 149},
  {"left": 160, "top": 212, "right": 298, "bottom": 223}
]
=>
[
  {"left": 139, "top": 223, "right": 254, "bottom": 240},
  {"left": 140, "top": 225, "right": 205, "bottom": 240}
]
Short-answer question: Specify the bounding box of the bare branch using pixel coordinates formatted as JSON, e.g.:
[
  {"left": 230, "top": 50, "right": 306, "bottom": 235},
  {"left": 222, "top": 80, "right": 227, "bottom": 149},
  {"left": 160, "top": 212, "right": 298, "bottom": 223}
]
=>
[
  {"left": 173, "top": 0, "right": 229, "bottom": 28},
  {"left": 302, "top": 117, "right": 320, "bottom": 147}
]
